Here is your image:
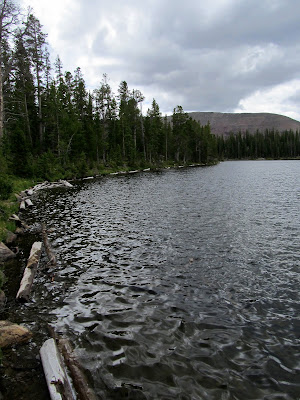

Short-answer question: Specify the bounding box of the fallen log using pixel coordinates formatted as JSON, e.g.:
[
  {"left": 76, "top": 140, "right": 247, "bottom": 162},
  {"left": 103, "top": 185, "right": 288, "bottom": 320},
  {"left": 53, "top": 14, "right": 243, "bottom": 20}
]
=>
[
  {"left": 25, "top": 198, "right": 33, "bottom": 207},
  {"left": 32, "top": 180, "right": 74, "bottom": 192},
  {"left": 57, "top": 337, "right": 98, "bottom": 400},
  {"left": 9, "top": 214, "right": 30, "bottom": 230},
  {"left": 42, "top": 223, "right": 57, "bottom": 267},
  {"left": 26, "top": 188, "right": 34, "bottom": 196},
  {"left": 14, "top": 193, "right": 22, "bottom": 202},
  {"left": 40, "top": 338, "right": 76, "bottom": 400},
  {"left": 43, "top": 327, "right": 99, "bottom": 400},
  {"left": 16, "top": 241, "right": 42, "bottom": 302},
  {"left": 9, "top": 214, "right": 29, "bottom": 229}
]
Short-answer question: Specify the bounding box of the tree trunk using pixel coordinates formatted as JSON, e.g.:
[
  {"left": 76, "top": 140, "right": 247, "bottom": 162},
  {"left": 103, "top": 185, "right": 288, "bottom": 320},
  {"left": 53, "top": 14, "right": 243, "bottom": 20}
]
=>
[
  {"left": 0, "top": 62, "right": 3, "bottom": 140},
  {"left": 24, "top": 93, "right": 32, "bottom": 146}
]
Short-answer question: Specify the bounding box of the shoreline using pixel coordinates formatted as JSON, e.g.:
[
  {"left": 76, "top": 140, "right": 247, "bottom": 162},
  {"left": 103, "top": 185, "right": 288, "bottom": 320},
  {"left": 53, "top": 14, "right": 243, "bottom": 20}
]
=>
[{"left": 0, "top": 161, "right": 214, "bottom": 399}]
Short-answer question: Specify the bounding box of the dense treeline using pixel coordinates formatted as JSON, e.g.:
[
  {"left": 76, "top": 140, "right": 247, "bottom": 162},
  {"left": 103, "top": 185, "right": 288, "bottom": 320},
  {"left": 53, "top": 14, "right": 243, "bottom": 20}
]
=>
[
  {"left": 0, "top": 2, "right": 217, "bottom": 181},
  {"left": 217, "top": 130, "right": 300, "bottom": 160},
  {"left": 0, "top": 1, "right": 299, "bottom": 187}
]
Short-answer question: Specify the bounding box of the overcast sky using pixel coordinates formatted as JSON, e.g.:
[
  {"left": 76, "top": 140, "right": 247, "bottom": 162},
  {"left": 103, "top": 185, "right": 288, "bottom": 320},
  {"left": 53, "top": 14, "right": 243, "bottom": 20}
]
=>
[{"left": 18, "top": 0, "right": 300, "bottom": 120}]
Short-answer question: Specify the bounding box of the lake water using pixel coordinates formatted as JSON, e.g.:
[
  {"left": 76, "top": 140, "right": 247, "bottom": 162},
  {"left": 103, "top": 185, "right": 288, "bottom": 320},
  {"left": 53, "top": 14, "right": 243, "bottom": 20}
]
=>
[{"left": 14, "top": 161, "right": 300, "bottom": 399}]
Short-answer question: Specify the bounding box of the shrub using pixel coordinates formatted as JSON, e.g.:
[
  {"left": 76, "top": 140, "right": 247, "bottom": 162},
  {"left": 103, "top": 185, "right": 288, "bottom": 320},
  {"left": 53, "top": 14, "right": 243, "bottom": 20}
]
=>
[{"left": 0, "top": 176, "right": 13, "bottom": 200}]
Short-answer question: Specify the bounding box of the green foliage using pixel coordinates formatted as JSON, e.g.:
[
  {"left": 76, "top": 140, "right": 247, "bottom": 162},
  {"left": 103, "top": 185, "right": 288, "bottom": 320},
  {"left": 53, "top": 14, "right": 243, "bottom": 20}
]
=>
[
  {"left": 0, "top": 176, "right": 13, "bottom": 200},
  {"left": 1, "top": 6, "right": 298, "bottom": 184},
  {"left": 0, "top": 177, "right": 36, "bottom": 242},
  {"left": 218, "top": 129, "right": 300, "bottom": 160}
]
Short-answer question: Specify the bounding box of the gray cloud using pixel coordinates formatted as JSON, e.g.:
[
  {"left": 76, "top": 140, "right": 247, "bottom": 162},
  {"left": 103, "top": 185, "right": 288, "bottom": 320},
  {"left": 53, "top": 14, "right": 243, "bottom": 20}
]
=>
[{"left": 22, "top": 0, "right": 300, "bottom": 118}]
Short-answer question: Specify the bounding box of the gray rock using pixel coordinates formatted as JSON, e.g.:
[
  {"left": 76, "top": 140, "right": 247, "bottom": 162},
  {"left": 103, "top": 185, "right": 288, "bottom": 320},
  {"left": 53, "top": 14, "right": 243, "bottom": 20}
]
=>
[
  {"left": 4, "top": 230, "right": 17, "bottom": 245},
  {"left": 0, "top": 242, "right": 16, "bottom": 262}
]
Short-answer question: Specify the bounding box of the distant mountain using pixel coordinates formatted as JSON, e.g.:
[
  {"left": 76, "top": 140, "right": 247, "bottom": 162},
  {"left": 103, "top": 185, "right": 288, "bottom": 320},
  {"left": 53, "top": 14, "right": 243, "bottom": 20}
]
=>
[{"left": 187, "top": 112, "right": 300, "bottom": 136}]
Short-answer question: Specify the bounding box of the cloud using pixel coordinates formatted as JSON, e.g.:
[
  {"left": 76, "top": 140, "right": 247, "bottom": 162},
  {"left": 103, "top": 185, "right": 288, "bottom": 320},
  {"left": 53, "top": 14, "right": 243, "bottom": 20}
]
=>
[
  {"left": 18, "top": 0, "right": 300, "bottom": 120},
  {"left": 234, "top": 79, "right": 300, "bottom": 120}
]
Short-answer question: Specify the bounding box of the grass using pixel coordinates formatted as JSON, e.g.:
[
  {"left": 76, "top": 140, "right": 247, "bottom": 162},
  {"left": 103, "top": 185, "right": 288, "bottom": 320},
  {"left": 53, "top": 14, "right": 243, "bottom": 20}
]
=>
[{"left": 0, "top": 177, "right": 36, "bottom": 242}]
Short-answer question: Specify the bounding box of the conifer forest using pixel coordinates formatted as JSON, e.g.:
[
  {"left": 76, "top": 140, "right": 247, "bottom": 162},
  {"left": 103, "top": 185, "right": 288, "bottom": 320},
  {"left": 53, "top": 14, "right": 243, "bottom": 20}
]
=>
[{"left": 0, "top": 0, "right": 299, "bottom": 186}]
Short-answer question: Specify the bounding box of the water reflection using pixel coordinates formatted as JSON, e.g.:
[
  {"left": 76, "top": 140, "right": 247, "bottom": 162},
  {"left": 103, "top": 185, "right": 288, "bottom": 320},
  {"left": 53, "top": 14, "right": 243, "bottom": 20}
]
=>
[{"left": 24, "top": 161, "right": 300, "bottom": 399}]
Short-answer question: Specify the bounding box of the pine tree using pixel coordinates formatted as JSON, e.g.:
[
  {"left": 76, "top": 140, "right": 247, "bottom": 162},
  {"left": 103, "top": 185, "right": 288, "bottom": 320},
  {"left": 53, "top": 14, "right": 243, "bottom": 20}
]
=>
[
  {"left": 23, "top": 12, "right": 48, "bottom": 150},
  {"left": 0, "top": 0, "right": 20, "bottom": 140}
]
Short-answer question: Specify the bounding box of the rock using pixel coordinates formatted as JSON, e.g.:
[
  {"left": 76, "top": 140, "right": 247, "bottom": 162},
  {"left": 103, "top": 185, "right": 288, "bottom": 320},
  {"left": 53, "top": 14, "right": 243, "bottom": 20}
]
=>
[
  {"left": 0, "top": 242, "right": 16, "bottom": 262},
  {"left": 4, "top": 230, "right": 17, "bottom": 246},
  {"left": 0, "top": 291, "right": 6, "bottom": 312},
  {"left": 0, "top": 320, "right": 32, "bottom": 348}
]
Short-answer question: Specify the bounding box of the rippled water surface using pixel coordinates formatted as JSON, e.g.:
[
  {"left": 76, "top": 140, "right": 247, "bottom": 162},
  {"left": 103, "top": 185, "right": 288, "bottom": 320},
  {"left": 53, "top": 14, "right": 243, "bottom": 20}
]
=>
[{"left": 26, "top": 161, "right": 300, "bottom": 399}]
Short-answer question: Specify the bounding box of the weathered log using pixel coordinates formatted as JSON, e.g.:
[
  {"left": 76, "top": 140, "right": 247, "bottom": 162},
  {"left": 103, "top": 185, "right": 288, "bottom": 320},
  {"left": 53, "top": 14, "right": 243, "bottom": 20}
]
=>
[
  {"left": 9, "top": 213, "right": 21, "bottom": 222},
  {"left": 9, "top": 214, "right": 29, "bottom": 229},
  {"left": 16, "top": 241, "right": 42, "bottom": 302},
  {"left": 59, "top": 180, "right": 73, "bottom": 188},
  {"left": 20, "top": 200, "right": 26, "bottom": 210},
  {"left": 42, "top": 223, "right": 57, "bottom": 267},
  {"left": 57, "top": 337, "right": 98, "bottom": 400},
  {"left": 14, "top": 193, "right": 22, "bottom": 202},
  {"left": 40, "top": 338, "right": 76, "bottom": 400},
  {"left": 25, "top": 198, "right": 33, "bottom": 207},
  {"left": 26, "top": 188, "right": 34, "bottom": 196},
  {"left": 32, "top": 180, "right": 74, "bottom": 192}
]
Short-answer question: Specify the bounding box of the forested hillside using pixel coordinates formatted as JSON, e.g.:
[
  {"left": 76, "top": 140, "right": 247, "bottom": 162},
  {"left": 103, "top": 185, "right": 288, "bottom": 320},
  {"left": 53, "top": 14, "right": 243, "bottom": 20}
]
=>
[
  {"left": 0, "top": 2, "right": 217, "bottom": 182},
  {"left": 0, "top": 0, "right": 299, "bottom": 190}
]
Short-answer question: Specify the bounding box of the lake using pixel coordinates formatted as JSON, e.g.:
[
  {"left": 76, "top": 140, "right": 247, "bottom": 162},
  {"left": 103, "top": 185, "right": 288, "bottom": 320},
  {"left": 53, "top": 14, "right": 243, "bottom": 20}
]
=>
[{"left": 12, "top": 161, "right": 300, "bottom": 399}]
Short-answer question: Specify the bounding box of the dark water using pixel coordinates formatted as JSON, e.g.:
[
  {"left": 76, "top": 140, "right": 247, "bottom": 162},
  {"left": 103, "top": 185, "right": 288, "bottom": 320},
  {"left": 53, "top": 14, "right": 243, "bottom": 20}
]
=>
[{"left": 9, "top": 161, "right": 300, "bottom": 399}]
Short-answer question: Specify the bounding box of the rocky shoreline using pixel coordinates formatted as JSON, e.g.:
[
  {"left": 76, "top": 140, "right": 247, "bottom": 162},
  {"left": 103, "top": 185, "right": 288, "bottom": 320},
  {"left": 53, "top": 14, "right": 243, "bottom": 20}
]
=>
[{"left": 0, "top": 179, "right": 75, "bottom": 399}]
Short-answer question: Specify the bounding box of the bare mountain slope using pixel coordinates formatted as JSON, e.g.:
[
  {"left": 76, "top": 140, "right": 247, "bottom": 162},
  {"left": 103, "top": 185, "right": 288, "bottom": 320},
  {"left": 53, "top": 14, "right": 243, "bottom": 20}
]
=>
[{"left": 188, "top": 112, "right": 300, "bottom": 136}]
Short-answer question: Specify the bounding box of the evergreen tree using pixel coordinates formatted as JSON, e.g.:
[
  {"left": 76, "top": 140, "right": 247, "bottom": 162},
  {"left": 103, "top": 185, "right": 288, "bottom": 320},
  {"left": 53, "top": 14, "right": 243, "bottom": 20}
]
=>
[
  {"left": 0, "top": 0, "right": 20, "bottom": 140},
  {"left": 23, "top": 12, "right": 48, "bottom": 150},
  {"left": 94, "top": 73, "right": 116, "bottom": 163}
]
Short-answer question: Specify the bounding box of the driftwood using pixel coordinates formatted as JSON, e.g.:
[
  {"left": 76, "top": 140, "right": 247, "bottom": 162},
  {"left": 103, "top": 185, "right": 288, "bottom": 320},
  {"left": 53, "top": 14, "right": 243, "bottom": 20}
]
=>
[
  {"left": 42, "top": 223, "right": 57, "bottom": 267},
  {"left": 31, "top": 180, "right": 73, "bottom": 192},
  {"left": 41, "top": 327, "right": 98, "bottom": 400},
  {"left": 9, "top": 214, "right": 29, "bottom": 229},
  {"left": 14, "top": 193, "right": 22, "bottom": 201},
  {"left": 16, "top": 241, "right": 42, "bottom": 302},
  {"left": 25, "top": 198, "right": 33, "bottom": 207},
  {"left": 57, "top": 337, "right": 98, "bottom": 400},
  {"left": 26, "top": 188, "right": 34, "bottom": 196},
  {"left": 20, "top": 200, "right": 26, "bottom": 210},
  {"left": 40, "top": 338, "right": 76, "bottom": 400}
]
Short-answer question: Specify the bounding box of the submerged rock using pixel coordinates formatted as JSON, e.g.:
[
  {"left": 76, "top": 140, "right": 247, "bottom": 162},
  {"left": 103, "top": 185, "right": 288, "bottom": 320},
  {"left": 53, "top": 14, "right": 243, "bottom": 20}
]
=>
[
  {"left": 0, "top": 242, "right": 16, "bottom": 262},
  {"left": 0, "top": 320, "right": 32, "bottom": 348},
  {"left": 4, "top": 230, "right": 17, "bottom": 246}
]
